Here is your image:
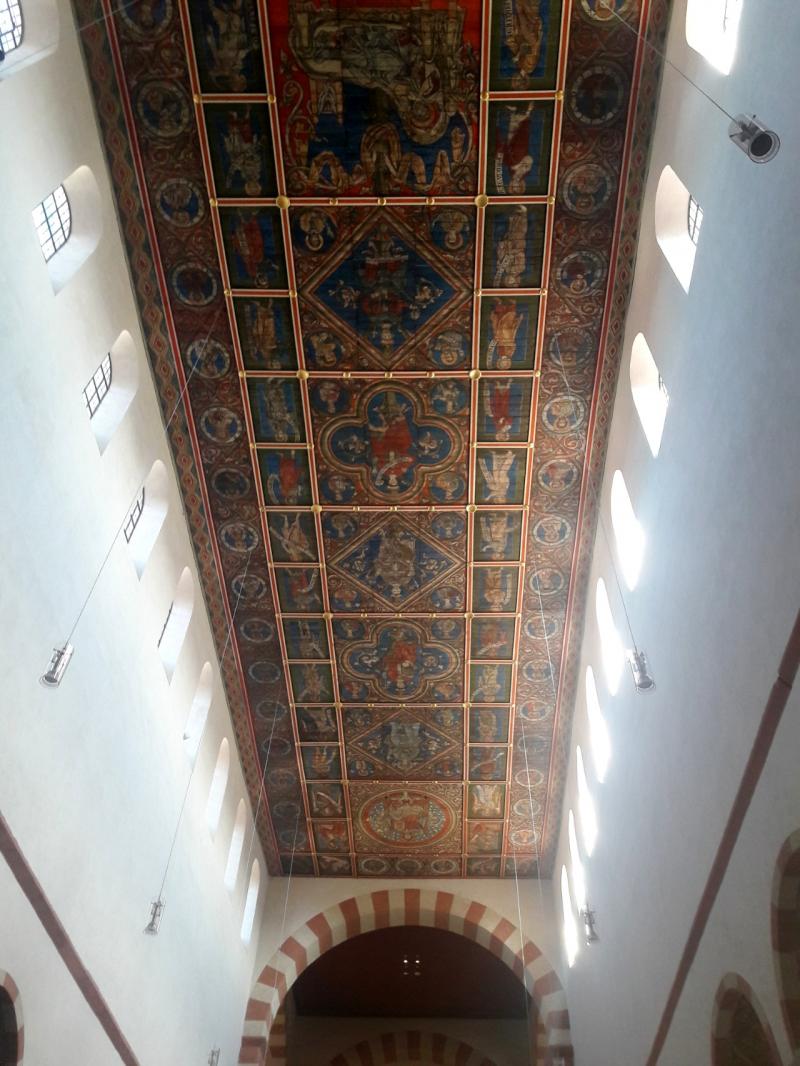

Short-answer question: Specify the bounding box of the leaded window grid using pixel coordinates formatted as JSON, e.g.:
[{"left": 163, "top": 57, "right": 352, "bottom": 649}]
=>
[
  {"left": 32, "top": 185, "right": 71, "bottom": 262},
  {"left": 83, "top": 353, "right": 113, "bottom": 419},
  {"left": 687, "top": 195, "right": 704, "bottom": 246},
  {"left": 0, "top": 0, "right": 23, "bottom": 58},
  {"left": 123, "top": 487, "right": 146, "bottom": 544}
]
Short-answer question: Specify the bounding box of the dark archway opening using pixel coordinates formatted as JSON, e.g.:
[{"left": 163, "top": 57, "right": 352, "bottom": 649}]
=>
[
  {"left": 284, "top": 925, "right": 536, "bottom": 1064},
  {"left": 0, "top": 986, "right": 18, "bottom": 1066}
]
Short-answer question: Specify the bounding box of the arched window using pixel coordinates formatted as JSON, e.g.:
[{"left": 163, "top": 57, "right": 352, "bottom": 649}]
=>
[
  {"left": 585, "top": 667, "right": 611, "bottom": 783},
  {"left": 712, "top": 974, "right": 781, "bottom": 1066},
  {"left": 184, "top": 662, "right": 213, "bottom": 760},
  {"left": 560, "top": 865, "right": 579, "bottom": 968},
  {"left": 224, "top": 799, "right": 247, "bottom": 891},
  {"left": 241, "top": 860, "right": 261, "bottom": 944},
  {"left": 206, "top": 737, "right": 230, "bottom": 834},
  {"left": 568, "top": 810, "right": 587, "bottom": 914},
  {"left": 655, "top": 166, "right": 702, "bottom": 293},
  {"left": 0, "top": 972, "right": 21, "bottom": 1066},
  {"left": 595, "top": 578, "right": 625, "bottom": 695},
  {"left": 158, "top": 566, "right": 194, "bottom": 681},
  {"left": 33, "top": 184, "right": 71, "bottom": 261},
  {"left": 0, "top": 0, "right": 58, "bottom": 77},
  {"left": 84, "top": 331, "right": 139, "bottom": 452},
  {"left": 610, "top": 471, "right": 645, "bottom": 590},
  {"left": 0, "top": 2, "right": 23, "bottom": 57},
  {"left": 686, "top": 0, "right": 742, "bottom": 74},
  {"left": 32, "top": 166, "right": 102, "bottom": 292},
  {"left": 126, "top": 460, "right": 169, "bottom": 577},
  {"left": 630, "top": 334, "right": 669, "bottom": 457},
  {"left": 772, "top": 829, "right": 800, "bottom": 1051},
  {"left": 576, "top": 746, "right": 598, "bottom": 856}
]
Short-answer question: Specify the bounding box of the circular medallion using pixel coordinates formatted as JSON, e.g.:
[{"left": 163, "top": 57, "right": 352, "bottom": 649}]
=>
[
  {"left": 429, "top": 857, "right": 460, "bottom": 875},
  {"left": 430, "top": 330, "right": 470, "bottom": 369},
  {"left": 432, "top": 379, "right": 469, "bottom": 414},
  {"left": 255, "top": 699, "right": 288, "bottom": 723},
  {"left": 523, "top": 613, "right": 561, "bottom": 641},
  {"left": 431, "top": 513, "right": 465, "bottom": 540},
  {"left": 528, "top": 566, "right": 566, "bottom": 599},
  {"left": 323, "top": 513, "right": 358, "bottom": 541},
  {"left": 170, "top": 260, "right": 218, "bottom": 306},
  {"left": 248, "top": 660, "right": 282, "bottom": 685},
  {"left": 292, "top": 209, "right": 337, "bottom": 253},
  {"left": 268, "top": 767, "right": 297, "bottom": 789},
  {"left": 267, "top": 737, "right": 293, "bottom": 759},
  {"left": 580, "top": 0, "right": 634, "bottom": 20},
  {"left": 240, "top": 618, "right": 276, "bottom": 644},
  {"left": 557, "top": 250, "right": 607, "bottom": 296},
  {"left": 560, "top": 162, "right": 615, "bottom": 217},
  {"left": 509, "top": 827, "right": 539, "bottom": 849},
  {"left": 220, "top": 520, "right": 260, "bottom": 554},
  {"left": 136, "top": 80, "right": 190, "bottom": 140},
  {"left": 430, "top": 585, "right": 463, "bottom": 611},
  {"left": 430, "top": 471, "right": 466, "bottom": 503},
  {"left": 542, "top": 395, "right": 587, "bottom": 434},
  {"left": 185, "top": 337, "right": 231, "bottom": 379},
  {"left": 517, "top": 700, "right": 552, "bottom": 724},
  {"left": 305, "top": 330, "right": 343, "bottom": 369},
  {"left": 273, "top": 800, "right": 301, "bottom": 822},
  {"left": 537, "top": 458, "right": 580, "bottom": 495},
  {"left": 522, "top": 659, "right": 555, "bottom": 684},
  {"left": 231, "top": 572, "right": 268, "bottom": 602},
  {"left": 120, "top": 0, "right": 173, "bottom": 35},
  {"left": 431, "top": 618, "right": 464, "bottom": 642},
  {"left": 211, "top": 466, "right": 251, "bottom": 500},
  {"left": 548, "top": 328, "right": 594, "bottom": 368},
  {"left": 569, "top": 64, "right": 626, "bottom": 127},
  {"left": 532, "top": 514, "right": 572, "bottom": 545},
  {"left": 279, "top": 827, "right": 306, "bottom": 849},
  {"left": 199, "top": 405, "right": 243, "bottom": 445},
  {"left": 394, "top": 858, "right": 423, "bottom": 876},
  {"left": 359, "top": 857, "right": 390, "bottom": 876},
  {"left": 517, "top": 732, "right": 547, "bottom": 756},
  {"left": 359, "top": 788, "right": 455, "bottom": 849},
  {"left": 320, "top": 474, "right": 356, "bottom": 504},
  {"left": 513, "top": 792, "right": 543, "bottom": 816},
  {"left": 156, "top": 178, "right": 205, "bottom": 227}
]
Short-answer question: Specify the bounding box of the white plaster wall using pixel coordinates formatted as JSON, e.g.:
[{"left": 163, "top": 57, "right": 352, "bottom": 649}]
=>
[
  {"left": 0, "top": 1, "right": 267, "bottom": 1062},
  {"left": 551, "top": 1, "right": 800, "bottom": 1062}
]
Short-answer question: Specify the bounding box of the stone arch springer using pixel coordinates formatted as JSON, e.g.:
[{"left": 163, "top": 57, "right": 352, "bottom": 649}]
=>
[
  {"left": 239, "top": 888, "right": 572, "bottom": 1065},
  {"left": 772, "top": 827, "right": 800, "bottom": 1052},
  {"left": 711, "top": 972, "right": 782, "bottom": 1066},
  {"left": 328, "top": 1029, "right": 500, "bottom": 1065}
]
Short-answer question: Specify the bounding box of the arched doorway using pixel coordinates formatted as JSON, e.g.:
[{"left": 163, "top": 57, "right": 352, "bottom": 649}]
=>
[
  {"left": 239, "top": 889, "right": 571, "bottom": 1065},
  {"left": 0, "top": 973, "right": 22, "bottom": 1066},
  {"left": 773, "top": 829, "right": 800, "bottom": 1051},
  {"left": 711, "top": 974, "right": 781, "bottom": 1066}
]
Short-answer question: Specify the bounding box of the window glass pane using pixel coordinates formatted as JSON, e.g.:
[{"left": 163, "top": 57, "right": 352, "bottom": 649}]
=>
[
  {"left": 0, "top": 1, "right": 23, "bottom": 55},
  {"left": 32, "top": 186, "right": 72, "bottom": 263},
  {"left": 82, "top": 354, "right": 113, "bottom": 419},
  {"left": 630, "top": 334, "right": 669, "bottom": 457}
]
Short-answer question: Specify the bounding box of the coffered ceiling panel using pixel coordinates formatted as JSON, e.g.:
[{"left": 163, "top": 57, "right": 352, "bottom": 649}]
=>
[{"left": 75, "top": 0, "right": 671, "bottom": 876}]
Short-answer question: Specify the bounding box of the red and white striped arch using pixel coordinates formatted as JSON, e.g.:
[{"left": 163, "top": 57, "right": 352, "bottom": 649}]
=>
[
  {"left": 0, "top": 970, "right": 24, "bottom": 1065},
  {"left": 239, "top": 889, "right": 571, "bottom": 1065},
  {"left": 328, "top": 1030, "right": 499, "bottom": 1066},
  {"left": 711, "top": 973, "right": 782, "bottom": 1066},
  {"left": 772, "top": 828, "right": 800, "bottom": 1052}
]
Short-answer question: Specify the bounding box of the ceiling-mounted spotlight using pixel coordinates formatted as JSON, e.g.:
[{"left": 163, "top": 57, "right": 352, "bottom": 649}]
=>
[
  {"left": 729, "top": 114, "right": 781, "bottom": 163},
  {"left": 627, "top": 649, "right": 655, "bottom": 693},
  {"left": 40, "top": 642, "right": 74, "bottom": 687},
  {"left": 144, "top": 897, "right": 165, "bottom": 936},
  {"left": 580, "top": 906, "right": 599, "bottom": 945}
]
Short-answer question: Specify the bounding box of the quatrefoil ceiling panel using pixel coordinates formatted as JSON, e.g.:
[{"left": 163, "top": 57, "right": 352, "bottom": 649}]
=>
[{"left": 75, "top": 0, "right": 669, "bottom": 876}]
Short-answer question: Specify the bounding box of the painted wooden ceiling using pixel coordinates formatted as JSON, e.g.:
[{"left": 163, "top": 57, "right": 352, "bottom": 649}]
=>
[{"left": 76, "top": 0, "right": 669, "bottom": 877}]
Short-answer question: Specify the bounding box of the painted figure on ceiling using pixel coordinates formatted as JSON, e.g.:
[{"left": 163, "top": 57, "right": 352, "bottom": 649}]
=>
[
  {"left": 367, "top": 391, "right": 416, "bottom": 491},
  {"left": 493, "top": 206, "right": 529, "bottom": 287},
  {"left": 224, "top": 109, "right": 265, "bottom": 195},
  {"left": 206, "top": 1, "right": 253, "bottom": 92},
  {"left": 503, "top": 0, "right": 544, "bottom": 89},
  {"left": 481, "top": 568, "right": 515, "bottom": 611},
  {"left": 486, "top": 300, "right": 524, "bottom": 368},
  {"left": 478, "top": 451, "right": 516, "bottom": 502},
  {"left": 494, "top": 102, "right": 536, "bottom": 194}
]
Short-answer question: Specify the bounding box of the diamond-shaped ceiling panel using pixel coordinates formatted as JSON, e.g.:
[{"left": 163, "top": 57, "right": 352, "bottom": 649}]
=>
[{"left": 74, "top": 0, "right": 670, "bottom": 877}]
